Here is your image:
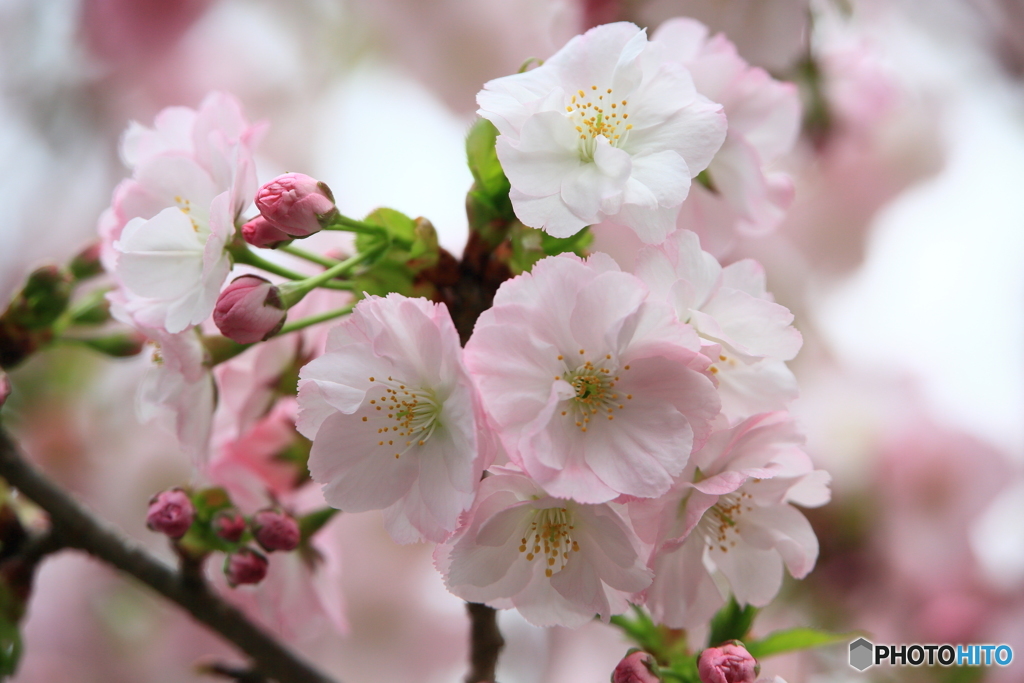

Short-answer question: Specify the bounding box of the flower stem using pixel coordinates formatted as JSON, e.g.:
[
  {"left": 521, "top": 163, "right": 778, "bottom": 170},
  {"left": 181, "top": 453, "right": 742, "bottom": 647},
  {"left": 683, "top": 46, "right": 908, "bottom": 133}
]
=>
[
  {"left": 276, "top": 304, "right": 355, "bottom": 336},
  {"left": 279, "top": 245, "right": 340, "bottom": 269},
  {"left": 278, "top": 247, "right": 383, "bottom": 308},
  {"left": 322, "top": 214, "right": 387, "bottom": 236},
  {"left": 230, "top": 245, "right": 351, "bottom": 290}
]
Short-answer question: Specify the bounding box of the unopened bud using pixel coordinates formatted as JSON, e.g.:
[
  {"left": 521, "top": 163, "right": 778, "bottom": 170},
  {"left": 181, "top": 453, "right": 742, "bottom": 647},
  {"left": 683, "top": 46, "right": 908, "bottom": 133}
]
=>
[
  {"left": 224, "top": 547, "right": 269, "bottom": 587},
  {"left": 612, "top": 651, "right": 660, "bottom": 683},
  {"left": 0, "top": 372, "right": 10, "bottom": 408},
  {"left": 146, "top": 488, "right": 194, "bottom": 539},
  {"left": 213, "top": 275, "right": 286, "bottom": 344},
  {"left": 251, "top": 508, "right": 300, "bottom": 552},
  {"left": 698, "top": 644, "right": 758, "bottom": 683},
  {"left": 69, "top": 242, "right": 104, "bottom": 281},
  {"left": 5, "top": 266, "right": 73, "bottom": 329},
  {"left": 255, "top": 173, "right": 337, "bottom": 238},
  {"left": 242, "top": 216, "right": 292, "bottom": 249},
  {"left": 213, "top": 509, "right": 246, "bottom": 543}
]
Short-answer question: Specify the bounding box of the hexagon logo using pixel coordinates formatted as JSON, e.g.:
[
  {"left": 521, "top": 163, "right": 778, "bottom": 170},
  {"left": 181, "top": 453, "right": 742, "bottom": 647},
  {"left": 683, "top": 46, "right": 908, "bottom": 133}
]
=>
[{"left": 849, "top": 638, "right": 874, "bottom": 671}]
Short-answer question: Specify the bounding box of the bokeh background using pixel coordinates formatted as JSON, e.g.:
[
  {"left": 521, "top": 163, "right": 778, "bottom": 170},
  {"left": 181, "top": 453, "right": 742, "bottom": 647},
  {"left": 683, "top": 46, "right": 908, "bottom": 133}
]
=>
[{"left": 1, "top": 0, "right": 1023, "bottom": 681}]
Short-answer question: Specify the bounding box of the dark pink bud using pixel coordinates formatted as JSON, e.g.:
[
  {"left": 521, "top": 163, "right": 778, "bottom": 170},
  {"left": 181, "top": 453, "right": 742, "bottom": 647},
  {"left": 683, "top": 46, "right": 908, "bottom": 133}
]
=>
[
  {"left": 0, "top": 371, "right": 9, "bottom": 408},
  {"left": 242, "top": 216, "right": 292, "bottom": 249},
  {"left": 213, "top": 509, "right": 246, "bottom": 543},
  {"left": 255, "top": 173, "right": 337, "bottom": 238},
  {"left": 612, "top": 651, "right": 660, "bottom": 683},
  {"left": 213, "top": 275, "right": 286, "bottom": 344},
  {"left": 224, "top": 547, "right": 269, "bottom": 587},
  {"left": 146, "top": 488, "right": 194, "bottom": 539},
  {"left": 251, "top": 508, "right": 300, "bottom": 552},
  {"left": 698, "top": 644, "right": 758, "bottom": 683}
]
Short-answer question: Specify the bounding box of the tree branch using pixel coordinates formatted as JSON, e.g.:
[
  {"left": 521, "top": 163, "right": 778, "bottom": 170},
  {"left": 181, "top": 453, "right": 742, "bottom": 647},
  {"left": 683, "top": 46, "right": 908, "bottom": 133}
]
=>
[
  {"left": 465, "top": 602, "right": 504, "bottom": 683},
  {"left": 0, "top": 426, "right": 338, "bottom": 683}
]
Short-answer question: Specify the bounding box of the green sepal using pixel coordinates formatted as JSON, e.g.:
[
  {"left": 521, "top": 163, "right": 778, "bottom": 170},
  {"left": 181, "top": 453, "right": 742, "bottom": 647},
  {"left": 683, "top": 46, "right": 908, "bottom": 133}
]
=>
[
  {"left": 3, "top": 266, "right": 73, "bottom": 330},
  {"left": 746, "top": 627, "right": 862, "bottom": 659},
  {"left": 298, "top": 507, "right": 339, "bottom": 542},
  {"left": 466, "top": 118, "right": 510, "bottom": 200},
  {"left": 507, "top": 222, "right": 593, "bottom": 274},
  {"left": 70, "top": 332, "right": 145, "bottom": 358},
  {"left": 707, "top": 596, "right": 758, "bottom": 647}
]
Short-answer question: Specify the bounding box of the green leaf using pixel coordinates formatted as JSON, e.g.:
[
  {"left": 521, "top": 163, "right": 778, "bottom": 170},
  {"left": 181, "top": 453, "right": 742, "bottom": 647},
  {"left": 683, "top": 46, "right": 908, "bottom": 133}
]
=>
[
  {"left": 298, "top": 507, "right": 339, "bottom": 541},
  {"left": 357, "top": 208, "right": 417, "bottom": 255},
  {"left": 746, "top": 628, "right": 859, "bottom": 659},
  {"left": 508, "top": 224, "right": 593, "bottom": 274},
  {"left": 466, "top": 119, "right": 510, "bottom": 200},
  {"left": 707, "top": 596, "right": 758, "bottom": 647}
]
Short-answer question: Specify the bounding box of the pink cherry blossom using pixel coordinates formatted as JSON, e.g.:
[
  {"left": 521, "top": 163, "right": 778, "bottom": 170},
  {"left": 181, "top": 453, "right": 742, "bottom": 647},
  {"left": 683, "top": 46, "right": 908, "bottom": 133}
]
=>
[
  {"left": 224, "top": 547, "right": 269, "bottom": 587},
  {"left": 99, "top": 92, "right": 266, "bottom": 333},
  {"left": 651, "top": 18, "right": 801, "bottom": 257},
  {"left": 634, "top": 412, "right": 829, "bottom": 628},
  {"left": 612, "top": 650, "right": 660, "bottom": 683},
  {"left": 438, "top": 470, "right": 653, "bottom": 628},
  {"left": 464, "top": 252, "right": 720, "bottom": 503},
  {"left": 634, "top": 230, "right": 801, "bottom": 422},
  {"left": 698, "top": 643, "right": 757, "bottom": 683},
  {"left": 297, "top": 294, "right": 492, "bottom": 543},
  {"left": 145, "top": 488, "right": 195, "bottom": 539},
  {"left": 477, "top": 22, "right": 726, "bottom": 243}
]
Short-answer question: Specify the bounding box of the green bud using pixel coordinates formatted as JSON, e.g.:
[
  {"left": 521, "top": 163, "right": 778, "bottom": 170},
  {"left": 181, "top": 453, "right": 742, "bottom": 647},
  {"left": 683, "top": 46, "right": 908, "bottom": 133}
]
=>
[
  {"left": 68, "top": 243, "right": 104, "bottom": 281},
  {"left": 74, "top": 331, "right": 147, "bottom": 358},
  {"left": 4, "top": 266, "right": 73, "bottom": 330}
]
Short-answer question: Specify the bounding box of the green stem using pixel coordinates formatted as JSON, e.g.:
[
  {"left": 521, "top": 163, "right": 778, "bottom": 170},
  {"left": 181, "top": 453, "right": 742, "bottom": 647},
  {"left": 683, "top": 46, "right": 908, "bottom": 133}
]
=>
[
  {"left": 230, "top": 245, "right": 352, "bottom": 290},
  {"left": 278, "top": 247, "right": 383, "bottom": 308},
  {"left": 322, "top": 215, "right": 387, "bottom": 236},
  {"left": 276, "top": 304, "right": 355, "bottom": 336},
  {"left": 280, "top": 245, "right": 341, "bottom": 269}
]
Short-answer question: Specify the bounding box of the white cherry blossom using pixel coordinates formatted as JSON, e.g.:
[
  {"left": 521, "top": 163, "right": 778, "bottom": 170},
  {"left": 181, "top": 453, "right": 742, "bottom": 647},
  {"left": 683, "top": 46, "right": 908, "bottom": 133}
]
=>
[{"left": 477, "top": 22, "right": 727, "bottom": 243}]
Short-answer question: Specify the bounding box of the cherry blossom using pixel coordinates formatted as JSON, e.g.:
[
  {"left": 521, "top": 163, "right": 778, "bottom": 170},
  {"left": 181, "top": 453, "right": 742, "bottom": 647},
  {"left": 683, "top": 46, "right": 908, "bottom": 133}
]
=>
[
  {"left": 438, "top": 470, "right": 652, "bottom": 628},
  {"left": 651, "top": 18, "right": 801, "bottom": 257},
  {"left": 99, "top": 92, "right": 265, "bottom": 333},
  {"left": 465, "top": 252, "right": 720, "bottom": 503},
  {"left": 477, "top": 21, "right": 726, "bottom": 243},
  {"left": 297, "top": 294, "right": 491, "bottom": 543},
  {"left": 633, "top": 412, "right": 829, "bottom": 628},
  {"left": 634, "top": 230, "right": 801, "bottom": 422}
]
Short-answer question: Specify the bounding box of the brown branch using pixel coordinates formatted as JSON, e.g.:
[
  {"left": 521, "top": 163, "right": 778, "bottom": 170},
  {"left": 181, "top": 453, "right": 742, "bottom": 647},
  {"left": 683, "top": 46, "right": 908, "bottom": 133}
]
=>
[
  {"left": 465, "top": 602, "right": 504, "bottom": 683},
  {"left": 0, "top": 426, "right": 338, "bottom": 683}
]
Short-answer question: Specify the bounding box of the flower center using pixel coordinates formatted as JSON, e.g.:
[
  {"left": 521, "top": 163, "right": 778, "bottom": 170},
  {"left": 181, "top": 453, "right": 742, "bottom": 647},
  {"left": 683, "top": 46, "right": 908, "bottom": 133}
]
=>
[
  {"left": 565, "top": 85, "right": 634, "bottom": 160},
  {"left": 366, "top": 375, "right": 442, "bottom": 459},
  {"left": 697, "top": 491, "right": 754, "bottom": 553},
  {"left": 173, "top": 195, "right": 204, "bottom": 233},
  {"left": 557, "top": 351, "right": 632, "bottom": 432},
  {"left": 518, "top": 506, "right": 580, "bottom": 578}
]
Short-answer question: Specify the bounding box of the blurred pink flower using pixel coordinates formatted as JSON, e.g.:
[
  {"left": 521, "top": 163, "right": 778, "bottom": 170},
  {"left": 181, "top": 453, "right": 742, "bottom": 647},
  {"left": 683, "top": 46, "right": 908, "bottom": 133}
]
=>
[
  {"left": 652, "top": 18, "right": 801, "bottom": 257},
  {"left": 612, "top": 650, "right": 660, "bottom": 683},
  {"left": 698, "top": 643, "right": 757, "bottom": 683},
  {"left": 465, "top": 252, "right": 720, "bottom": 503},
  {"left": 145, "top": 488, "right": 195, "bottom": 539}
]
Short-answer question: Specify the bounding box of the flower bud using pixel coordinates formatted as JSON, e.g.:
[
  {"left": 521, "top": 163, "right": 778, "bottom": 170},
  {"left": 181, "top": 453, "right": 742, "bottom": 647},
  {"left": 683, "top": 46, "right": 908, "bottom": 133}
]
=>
[
  {"left": 224, "top": 547, "right": 269, "bottom": 587},
  {"left": 5, "top": 265, "right": 73, "bottom": 330},
  {"left": 213, "top": 275, "right": 286, "bottom": 344},
  {"left": 0, "top": 371, "right": 10, "bottom": 408},
  {"left": 213, "top": 509, "right": 246, "bottom": 543},
  {"left": 69, "top": 242, "right": 104, "bottom": 281},
  {"left": 146, "top": 488, "right": 194, "bottom": 539},
  {"left": 612, "top": 651, "right": 660, "bottom": 683},
  {"left": 242, "top": 216, "right": 292, "bottom": 249},
  {"left": 698, "top": 644, "right": 758, "bottom": 683},
  {"left": 255, "top": 173, "right": 337, "bottom": 238},
  {"left": 251, "top": 508, "right": 300, "bottom": 552}
]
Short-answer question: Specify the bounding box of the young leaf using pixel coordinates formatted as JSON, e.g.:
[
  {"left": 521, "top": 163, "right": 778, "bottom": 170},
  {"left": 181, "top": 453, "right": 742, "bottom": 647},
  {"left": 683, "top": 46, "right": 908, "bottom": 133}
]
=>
[
  {"left": 746, "top": 628, "right": 860, "bottom": 659},
  {"left": 707, "top": 596, "right": 758, "bottom": 646}
]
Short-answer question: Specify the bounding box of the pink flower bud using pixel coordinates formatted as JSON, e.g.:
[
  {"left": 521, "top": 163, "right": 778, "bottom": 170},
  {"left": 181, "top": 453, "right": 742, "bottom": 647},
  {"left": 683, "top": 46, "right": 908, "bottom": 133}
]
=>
[
  {"left": 255, "top": 173, "right": 337, "bottom": 238},
  {"left": 213, "top": 509, "right": 246, "bottom": 543},
  {"left": 224, "top": 547, "right": 269, "bottom": 587},
  {"left": 0, "top": 372, "right": 9, "bottom": 408},
  {"left": 146, "top": 488, "right": 194, "bottom": 539},
  {"left": 612, "top": 651, "right": 660, "bottom": 683},
  {"left": 251, "top": 508, "right": 300, "bottom": 552},
  {"left": 242, "top": 216, "right": 292, "bottom": 249},
  {"left": 213, "top": 275, "right": 287, "bottom": 344},
  {"left": 698, "top": 644, "right": 758, "bottom": 683}
]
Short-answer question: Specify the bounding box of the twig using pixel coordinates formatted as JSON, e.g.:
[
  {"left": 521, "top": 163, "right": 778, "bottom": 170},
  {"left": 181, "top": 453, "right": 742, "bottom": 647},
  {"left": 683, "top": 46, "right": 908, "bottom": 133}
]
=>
[
  {"left": 465, "top": 602, "right": 504, "bottom": 683},
  {"left": 0, "top": 426, "right": 338, "bottom": 683}
]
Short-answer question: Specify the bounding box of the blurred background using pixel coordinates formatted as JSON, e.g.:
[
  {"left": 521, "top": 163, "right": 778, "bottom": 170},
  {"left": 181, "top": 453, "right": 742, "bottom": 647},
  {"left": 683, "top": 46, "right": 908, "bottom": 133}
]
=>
[{"left": 1, "top": 0, "right": 1023, "bottom": 681}]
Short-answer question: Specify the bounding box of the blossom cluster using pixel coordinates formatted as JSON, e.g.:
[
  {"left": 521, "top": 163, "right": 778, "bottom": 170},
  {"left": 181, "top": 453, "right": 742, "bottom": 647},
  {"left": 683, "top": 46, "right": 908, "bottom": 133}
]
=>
[{"left": 83, "top": 18, "right": 828, "bottom": 638}]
